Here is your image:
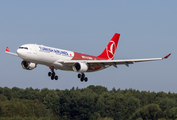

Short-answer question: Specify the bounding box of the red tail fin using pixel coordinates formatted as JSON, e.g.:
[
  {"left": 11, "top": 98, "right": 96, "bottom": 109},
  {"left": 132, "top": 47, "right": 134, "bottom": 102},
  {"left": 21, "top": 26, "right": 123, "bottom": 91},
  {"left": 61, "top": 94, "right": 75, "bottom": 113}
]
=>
[{"left": 97, "top": 33, "right": 120, "bottom": 60}]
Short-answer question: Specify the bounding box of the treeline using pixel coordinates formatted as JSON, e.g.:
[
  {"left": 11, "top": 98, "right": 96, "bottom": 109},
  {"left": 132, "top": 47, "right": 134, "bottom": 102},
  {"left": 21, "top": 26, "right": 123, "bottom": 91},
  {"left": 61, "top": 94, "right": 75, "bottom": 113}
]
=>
[{"left": 0, "top": 86, "right": 177, "bottom": 120}]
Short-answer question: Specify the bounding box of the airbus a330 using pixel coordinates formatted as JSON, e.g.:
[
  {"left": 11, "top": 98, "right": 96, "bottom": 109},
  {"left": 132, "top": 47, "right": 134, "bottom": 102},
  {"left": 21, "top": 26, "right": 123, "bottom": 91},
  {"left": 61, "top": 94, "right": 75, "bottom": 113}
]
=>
[{"left": 5, "top": 33, "right": 171, "bottom": 82}]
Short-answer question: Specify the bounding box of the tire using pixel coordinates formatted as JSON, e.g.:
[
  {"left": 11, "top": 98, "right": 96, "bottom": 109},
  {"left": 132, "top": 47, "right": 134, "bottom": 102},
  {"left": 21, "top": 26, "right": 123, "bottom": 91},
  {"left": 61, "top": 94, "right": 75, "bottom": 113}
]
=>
[
  {"left": 82, "top": 73, "right": 85, "bottom": 78},
  {"left": 85, "top": 77, "right": 88, "bottom": 82},
  {"left": 48, "top": 72, "right": 52, "bottom": 76},
  {"left": 80, "top": 78, "right": 84, "bottom": 82},
  {"left": 78, "top": 74, "right": 81, "bottom": 78},
  {"left": 51, "top": 76, "right": 54, "bottom": 80},
  {"left": 55, "top": 76, "right": 58, "bottom": 80}
]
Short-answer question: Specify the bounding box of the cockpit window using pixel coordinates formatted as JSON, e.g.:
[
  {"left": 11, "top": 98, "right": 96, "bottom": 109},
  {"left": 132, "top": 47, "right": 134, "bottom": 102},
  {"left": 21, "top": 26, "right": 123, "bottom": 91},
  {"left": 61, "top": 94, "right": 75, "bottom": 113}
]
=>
[{"left": 19, "top": 47, "right": 28, "bottom": 50}]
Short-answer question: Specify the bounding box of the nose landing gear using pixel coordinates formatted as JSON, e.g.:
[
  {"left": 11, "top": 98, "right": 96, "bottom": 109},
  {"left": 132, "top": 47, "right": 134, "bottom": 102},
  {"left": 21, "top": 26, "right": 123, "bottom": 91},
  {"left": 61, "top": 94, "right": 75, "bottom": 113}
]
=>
[
  {"left": 78, "top": 73, "right": 88, "bottom": 82},
  {"left": 48, "top": 68, "right": 58, "bottom": 80}
]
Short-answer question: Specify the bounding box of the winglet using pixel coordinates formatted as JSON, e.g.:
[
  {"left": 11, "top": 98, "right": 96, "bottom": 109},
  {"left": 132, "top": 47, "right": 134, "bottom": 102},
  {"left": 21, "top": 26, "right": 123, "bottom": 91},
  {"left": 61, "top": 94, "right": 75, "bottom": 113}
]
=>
[
  {"left": 163, "top": 53, "right": 171, "bottom": 59},
  {"left": 6, "top": 47, "right": 9, "bottom": 52}
]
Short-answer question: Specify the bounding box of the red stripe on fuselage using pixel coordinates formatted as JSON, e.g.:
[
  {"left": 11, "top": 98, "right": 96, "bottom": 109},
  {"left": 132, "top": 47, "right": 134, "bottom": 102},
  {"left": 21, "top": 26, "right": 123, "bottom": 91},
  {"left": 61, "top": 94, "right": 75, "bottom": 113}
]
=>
[
  {"left": 72, "top": 52, "right": 106, "bottom": 60},
  {"left": 72, "top": 52, "right": 106, "bottom": 71}
]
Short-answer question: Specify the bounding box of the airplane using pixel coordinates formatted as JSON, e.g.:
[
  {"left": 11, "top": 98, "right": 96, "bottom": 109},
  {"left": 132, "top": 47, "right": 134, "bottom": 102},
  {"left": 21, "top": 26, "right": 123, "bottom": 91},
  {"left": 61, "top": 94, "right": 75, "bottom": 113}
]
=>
[{"left": 5, "top": 33, "right": 171, "bottom": 82}]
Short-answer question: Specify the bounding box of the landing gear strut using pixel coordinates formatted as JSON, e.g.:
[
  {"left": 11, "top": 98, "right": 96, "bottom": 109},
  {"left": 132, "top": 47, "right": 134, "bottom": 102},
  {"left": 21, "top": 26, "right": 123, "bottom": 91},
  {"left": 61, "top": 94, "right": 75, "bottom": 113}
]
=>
[
  {"left": 48, "top": 68, "right": 58, "bottom": 80},
  {"left": 78, "top": 73, "right": 88, "bottom": 82}
]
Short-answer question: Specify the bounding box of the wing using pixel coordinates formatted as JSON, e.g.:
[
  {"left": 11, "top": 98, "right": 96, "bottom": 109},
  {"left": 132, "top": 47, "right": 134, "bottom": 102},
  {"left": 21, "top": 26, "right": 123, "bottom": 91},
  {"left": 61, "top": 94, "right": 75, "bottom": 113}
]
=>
[
  {"left": 55, "top": 53, "right": 171, "bottom": 68},
  {"left": 5, "top": 47, "right": 18, "bottom": 56}
]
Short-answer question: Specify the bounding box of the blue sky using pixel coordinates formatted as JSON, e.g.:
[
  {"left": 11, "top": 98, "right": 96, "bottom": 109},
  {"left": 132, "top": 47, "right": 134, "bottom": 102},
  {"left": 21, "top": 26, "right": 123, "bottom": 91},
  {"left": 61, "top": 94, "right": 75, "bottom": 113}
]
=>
[{"left": 0, "top": 1, "right": 176, "bottom": 92}]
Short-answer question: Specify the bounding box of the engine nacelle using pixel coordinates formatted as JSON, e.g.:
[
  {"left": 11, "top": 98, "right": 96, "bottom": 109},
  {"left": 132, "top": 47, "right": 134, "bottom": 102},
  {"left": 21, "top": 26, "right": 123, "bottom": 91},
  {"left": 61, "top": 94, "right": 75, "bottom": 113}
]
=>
[
  {"left": 21, "top": 60, "right": 37, "bottom": 70},
  {"left": 72, "top": 62, "right": 88, "bottom": 72}
]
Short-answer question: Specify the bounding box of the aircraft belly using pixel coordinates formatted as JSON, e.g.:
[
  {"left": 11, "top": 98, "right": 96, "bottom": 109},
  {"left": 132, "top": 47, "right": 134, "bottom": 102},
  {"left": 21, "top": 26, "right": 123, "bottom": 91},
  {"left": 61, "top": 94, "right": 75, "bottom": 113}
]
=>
[{"left": 55, "top": 64, "right": 73, "bottom": 71}]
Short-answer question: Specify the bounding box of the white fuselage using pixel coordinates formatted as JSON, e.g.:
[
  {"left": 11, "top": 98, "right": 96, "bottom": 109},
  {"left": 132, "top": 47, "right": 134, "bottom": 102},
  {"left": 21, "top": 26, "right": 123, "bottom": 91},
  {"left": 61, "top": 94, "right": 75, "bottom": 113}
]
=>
[
  {"left": 17, "top": 44, "right": 105, "bottom": 72},
  {"left": 17, "top": 44, "right": 73, "bottom": 71}
]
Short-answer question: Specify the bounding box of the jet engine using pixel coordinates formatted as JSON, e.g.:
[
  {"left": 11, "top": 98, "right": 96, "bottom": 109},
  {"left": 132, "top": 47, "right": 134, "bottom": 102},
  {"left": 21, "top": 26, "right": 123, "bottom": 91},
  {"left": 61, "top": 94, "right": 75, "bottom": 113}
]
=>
[
  {"left": 21, "top": 60, "right": 37, "bottom": 70},
  {"left": 72, "top": 62, "right": 88, "bottom": 72}
]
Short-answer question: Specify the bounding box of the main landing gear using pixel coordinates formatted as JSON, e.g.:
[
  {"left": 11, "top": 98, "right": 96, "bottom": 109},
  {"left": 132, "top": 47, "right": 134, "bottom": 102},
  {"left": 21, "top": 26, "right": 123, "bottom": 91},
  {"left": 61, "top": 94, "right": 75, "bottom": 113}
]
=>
[
  {"left": 78, "top": 73, "right": 88, "bottom": 82},
  {"left": 48, "top": 68, "right": 58, "bottom": 80}
]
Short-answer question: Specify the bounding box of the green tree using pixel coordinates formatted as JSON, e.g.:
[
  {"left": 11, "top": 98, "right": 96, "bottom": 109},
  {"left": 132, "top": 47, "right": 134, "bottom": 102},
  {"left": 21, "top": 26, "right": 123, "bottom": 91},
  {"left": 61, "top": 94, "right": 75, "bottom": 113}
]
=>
[
  {"left": 87, "top": 85, "right": 108, "bottom": 95},
  {"left": 124, "top": 96, "right": 140, "bottom": 119},
  {"left": 142, "top": 104, "right": 162, "bottom": 120},
  {"left": 158, "top": 98, "right": 176, "bottom": 111},
  {"left": 89, "top": 112, "right": 101, "bottom": 120},
  {"left": 11, "top": 87, "right": 21, "bottom": 98},
  {"left": 168, "top": 107, "right": 177, "bottom": 120},
  {"left": 44, "top": 90, "right": 60, "bottom": 116},
  {"left": 130, "top": 104, "right": 163, "bottom": 120},
  {"left": 3, "top": 87, "right": 12, "bottom": 100},
  {"left": 0, "top": 87, "right": 4, "bottom": 94},
  {"left": 40, "top": 88, "right": 50, "bottom": 103},
  {"left": 0, "top": 94, "right": 7, "bottom": 101}
]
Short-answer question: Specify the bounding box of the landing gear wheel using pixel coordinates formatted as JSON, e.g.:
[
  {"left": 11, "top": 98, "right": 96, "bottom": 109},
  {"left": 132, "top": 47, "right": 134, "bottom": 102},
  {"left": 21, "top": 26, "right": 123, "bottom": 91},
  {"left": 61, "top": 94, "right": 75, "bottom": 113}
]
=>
[
  {"left": 55, "top": 76, "right": 58, "bottom": 80},
  {"left": 78, "top": 73, "right": 88, "bottom": 82},
  {"left": 80, "top": 77, "right": 84, "bottom": 82},
  {"left": 51, "top": 76, "right": 54, "bottom": 80},
  {"left": 78, "top": 74, "right": 81, "bottom": 78},
  {"left": 48, "top": 68, "right": 59, "bottom": 81},
  {"left": 48, "top": 72, "right": 52, "bottom": 76},
  {"left": 85, "top": 77, "right": 88, "bottom": 82}
]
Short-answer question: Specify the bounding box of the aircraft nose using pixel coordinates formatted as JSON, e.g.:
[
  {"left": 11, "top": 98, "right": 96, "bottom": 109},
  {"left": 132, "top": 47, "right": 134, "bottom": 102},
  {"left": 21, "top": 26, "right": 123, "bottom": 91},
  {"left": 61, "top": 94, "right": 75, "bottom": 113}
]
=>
[
  {"left": 17, "top": 49, "right": 21, "bottom": 55},
  {"left": 17, "top": 49, "right": 21, "bottom": 56},
  {"left": 17, "top": 49, "right": 26, "bottom": 58}
]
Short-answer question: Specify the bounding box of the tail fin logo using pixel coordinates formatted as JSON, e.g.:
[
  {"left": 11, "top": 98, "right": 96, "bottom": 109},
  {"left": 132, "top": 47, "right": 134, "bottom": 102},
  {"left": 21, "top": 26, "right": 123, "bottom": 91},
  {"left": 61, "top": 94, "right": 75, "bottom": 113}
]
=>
[
  {"left": 97, "top": 33, "right": 120, "bottom": 60},
  {"left": 106, "top": 41, "right": 116, "bottom": 59}
]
